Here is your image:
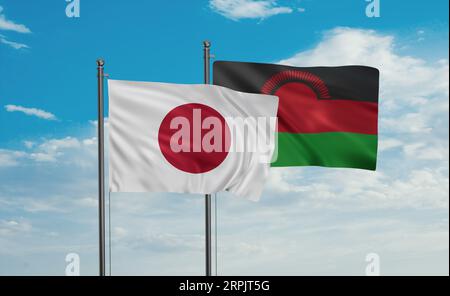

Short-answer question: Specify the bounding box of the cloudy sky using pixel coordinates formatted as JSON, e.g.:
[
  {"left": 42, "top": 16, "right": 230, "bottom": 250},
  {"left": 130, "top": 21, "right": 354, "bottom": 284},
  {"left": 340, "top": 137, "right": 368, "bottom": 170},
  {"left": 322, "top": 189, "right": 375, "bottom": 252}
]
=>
[{"left": 0, "top": 0, "right": 448, "bottom": 275}]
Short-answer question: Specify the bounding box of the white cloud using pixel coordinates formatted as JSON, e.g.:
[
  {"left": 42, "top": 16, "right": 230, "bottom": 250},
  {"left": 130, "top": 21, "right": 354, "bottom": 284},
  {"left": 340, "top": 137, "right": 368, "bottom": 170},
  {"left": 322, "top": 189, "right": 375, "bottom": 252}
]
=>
[
  {"left": 0, "top": 149, "right": 26, "bottom": 167},
  {"left": 113, "top": 226, "right": 128, "bottom": 240},
  {"left": 38, "top": 137, "right": 81, "bottom": 152},
  {"left": 0, "top": 6, "right": 31, "bottom": 50},
  {"left": 214, "top": 197, "right": 449, "bottom": 275},
  {"left": 0, "top": 136, "right": 91, "bottom": 166},
  {"left": 267, "top": 168, "right": 309, "bottom": 193},
  {"left": 279, "top": 28, "right": 449, "bottom": 109},
  {"left": 0, "top": 219, "right": 32, "bottom": 236},
  {"left": 378, "top": 138, "right": 403, "bottom": 152},
  {"left": 387, "top": 169, "right": 449, "bottom": 209},
  {"left": 73, "top": 196, "right": 98, "bottom": 208},
  {"left": 209, "top": 0, "right": 292, "bottom": 20},
  {"left": 23, "top": 141, "right": 35, "bottom": 149},
  {"left": 30, "top": 137, "right": 81, "bottom": 163},
  {"left": 381, "top": 113, "right": 433, "bottom": 134},
  {"left": 0, "top": 6, "right": 31, "bottom": 33},
  {"left": 404, "top": 142, "right": 449, "bottom": 161},
  {"left": 23, "top": 199, "right": 68, "bottom": 213},
  {"left": 82, "top": 137, "right": 96, "bottom": 146},
  {"left": 28, "top": 152, "right": 57, "bottom": 162},
  {"left": 4, "top": 104, "right": 57, "bottom": 120},
  {"left": 0, "top": 34, "right": 29, "bottom": 49},
  {"left": 125, "top": 233, "right": 203, "bottom": 252}
]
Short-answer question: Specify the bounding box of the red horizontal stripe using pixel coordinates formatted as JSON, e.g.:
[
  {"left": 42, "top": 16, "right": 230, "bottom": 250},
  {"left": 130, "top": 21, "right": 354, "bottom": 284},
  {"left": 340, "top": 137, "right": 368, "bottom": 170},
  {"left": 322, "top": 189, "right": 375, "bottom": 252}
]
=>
[{"left": 275, "top": 82, "right": 378, "bottom": 135}]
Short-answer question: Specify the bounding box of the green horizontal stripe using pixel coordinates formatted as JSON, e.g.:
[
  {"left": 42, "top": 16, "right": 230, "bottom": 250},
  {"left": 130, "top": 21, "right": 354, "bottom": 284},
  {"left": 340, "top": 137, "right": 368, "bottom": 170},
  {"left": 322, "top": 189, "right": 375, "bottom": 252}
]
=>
[{"left": 272, "top": 132, "right": 378, "bottom": 170}]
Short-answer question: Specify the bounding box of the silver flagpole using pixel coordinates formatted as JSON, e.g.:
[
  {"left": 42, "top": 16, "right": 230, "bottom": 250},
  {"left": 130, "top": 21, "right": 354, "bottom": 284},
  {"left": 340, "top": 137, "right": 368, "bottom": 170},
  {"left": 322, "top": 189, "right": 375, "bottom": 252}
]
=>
[
  {"left": 203, "top": 41, "right": 213, "bottom": 277},
  {"left": 97, "top": 59, "right": 106, "bottom": 276}
]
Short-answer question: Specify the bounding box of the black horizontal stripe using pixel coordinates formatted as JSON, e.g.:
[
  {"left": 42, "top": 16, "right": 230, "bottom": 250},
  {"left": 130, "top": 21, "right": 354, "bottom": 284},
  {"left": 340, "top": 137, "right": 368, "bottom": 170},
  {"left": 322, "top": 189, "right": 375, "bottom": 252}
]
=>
[{"left": 213, "top": 61, "right": 380, "bottom": 103}]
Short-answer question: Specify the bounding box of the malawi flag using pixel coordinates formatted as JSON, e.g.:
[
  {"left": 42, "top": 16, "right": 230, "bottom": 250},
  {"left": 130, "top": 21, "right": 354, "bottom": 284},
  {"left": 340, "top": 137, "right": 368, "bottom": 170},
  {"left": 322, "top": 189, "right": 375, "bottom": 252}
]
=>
[{"left": 213, "top": 61, "right": 379, "bottom": 170}]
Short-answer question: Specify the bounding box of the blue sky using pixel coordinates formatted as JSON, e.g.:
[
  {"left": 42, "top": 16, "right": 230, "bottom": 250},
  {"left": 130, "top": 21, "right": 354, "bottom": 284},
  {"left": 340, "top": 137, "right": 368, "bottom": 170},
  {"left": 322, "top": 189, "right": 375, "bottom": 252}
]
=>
[{"left": 0, "top": 0, "right": 449, "bottom": 275}]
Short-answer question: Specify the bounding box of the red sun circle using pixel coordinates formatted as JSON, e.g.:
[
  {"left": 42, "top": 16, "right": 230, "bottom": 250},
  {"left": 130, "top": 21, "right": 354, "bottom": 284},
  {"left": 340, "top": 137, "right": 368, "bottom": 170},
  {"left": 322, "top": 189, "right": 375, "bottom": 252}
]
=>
[{"left": 158, "top": 103, "right": 230, "bottom": 174}]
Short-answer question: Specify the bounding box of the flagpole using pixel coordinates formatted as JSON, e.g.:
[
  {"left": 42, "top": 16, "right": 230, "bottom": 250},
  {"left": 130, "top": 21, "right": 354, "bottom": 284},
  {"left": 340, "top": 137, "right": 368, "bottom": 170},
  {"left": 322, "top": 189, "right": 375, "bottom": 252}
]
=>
[
  {"left": 203, "top": 41, "right": 213, "bottom": 277},
  {"left": 97, "top": 58, "right": 106, "bottom": 276}
]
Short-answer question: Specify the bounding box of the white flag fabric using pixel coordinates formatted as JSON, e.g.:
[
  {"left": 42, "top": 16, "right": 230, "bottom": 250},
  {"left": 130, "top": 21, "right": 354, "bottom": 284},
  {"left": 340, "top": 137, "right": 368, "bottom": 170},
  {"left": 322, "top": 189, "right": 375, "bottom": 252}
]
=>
[{"left": 108, "top": 80, "right": 278, "bottom": 200}]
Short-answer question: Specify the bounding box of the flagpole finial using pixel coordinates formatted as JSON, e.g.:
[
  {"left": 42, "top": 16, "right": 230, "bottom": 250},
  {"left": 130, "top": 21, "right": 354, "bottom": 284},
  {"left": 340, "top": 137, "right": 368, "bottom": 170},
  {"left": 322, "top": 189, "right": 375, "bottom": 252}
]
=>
[
  {"left": 97, "top": 59, "right": 105, "bottom": 67},
  {"left": 203, "top": 40, "right": 211, "bottom": 48}
]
